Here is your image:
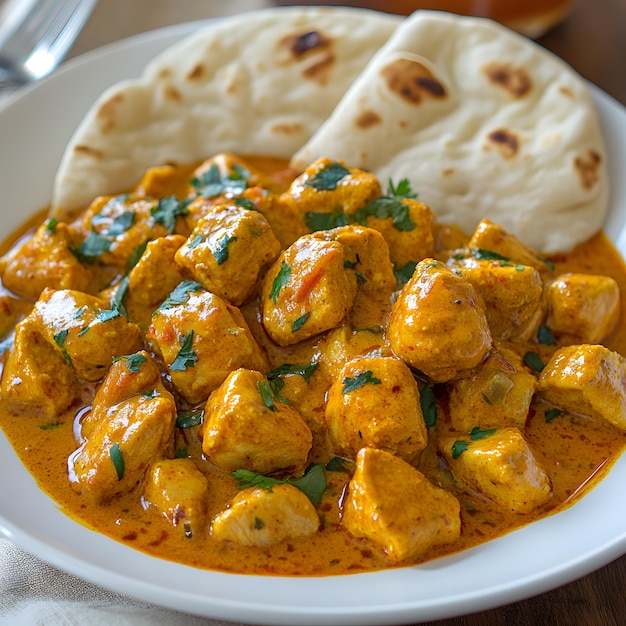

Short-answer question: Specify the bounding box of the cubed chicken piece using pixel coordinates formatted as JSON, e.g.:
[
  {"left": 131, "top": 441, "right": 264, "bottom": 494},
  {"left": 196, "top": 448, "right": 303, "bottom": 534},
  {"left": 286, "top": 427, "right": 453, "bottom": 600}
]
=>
[
  {"left": 175, "top": 202, "right": 281, "bottom": 306},
  {"left": 30, "top": 288, "right": 144, "bottom": 382},
  {"left": 119, "top": 234, "right": 188, "bottom": 327},
  {"left": 316, "top": 325, "right": 387, "bottom": 381},
  {"left": 468, "top": 219, "right": 554, "bottom": 274},
  {"left": 261, "top": 234, "right": 357, "bottom": 346},
  {"left": 354, "top": 197, "right": 436, "bottom": 269},
  {"left": 269, "top": 365, "right": 331, "bottom": 463},
  {"left": 537, "top": 344, "right": 626, "bottom": 431},
  {"left": 342, "top": 447, "right": 461, "bottom": 562},
  {"left": 455, "top": 260, "right": 543, "bottom": 341},
  {"left": 281, "top": 158, "right": 381, "bottom": 229},
  {"left": 1, "top": 318, "right": 81, "bottom": 416},
  {"left": 543, "top": 273, "right": 620, "bottom": 344},
  {"left": 439, "top": 427, "right": 552, "bottom": 514},
  {"left": 211, "top": 484, "right": 319, "bottom": 547},
  {"left": 202, "top": 368, "right": 312, "bottom": 474},
  {"left": 76, "top": 193, "right": 172, "bottom": 271},
  {"left": 0, "top": 220, "right": 93, "bottom": 301},
  {"left": 326, "top": 356, "right": 428, "bottom": 464},
  {"left": 387, "top": 259, "right": 492, "bottom": 382},
  {"left": 148, "top": 288, "right": 268, "bottom": 403},
  {"left": 70, "top": 392, "right": 176, "bottom": 502},
  {"left": 135, "top": 163, "right": 196, "bottom": 203},
  {"left": 448, "top": 344, "right": 536, "bottom": 431},
  {"left": 143, "top": 458, "right": 209, "bottom": 537},
  {"left": 0, "top": 295, "right": 32, "bottom": 337},
  {"left": 80, "top": 350, "right": 166, "bottom": 440}
]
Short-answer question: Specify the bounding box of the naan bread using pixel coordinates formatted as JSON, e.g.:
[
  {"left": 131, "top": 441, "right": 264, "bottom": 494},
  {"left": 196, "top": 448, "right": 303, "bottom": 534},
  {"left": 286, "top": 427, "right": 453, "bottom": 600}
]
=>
[
  {"left": 51, "top": 7, "right": 400, "bottom": 220},
  {"left": 292, "top": 11, "right": 609, "bottom": 253}
]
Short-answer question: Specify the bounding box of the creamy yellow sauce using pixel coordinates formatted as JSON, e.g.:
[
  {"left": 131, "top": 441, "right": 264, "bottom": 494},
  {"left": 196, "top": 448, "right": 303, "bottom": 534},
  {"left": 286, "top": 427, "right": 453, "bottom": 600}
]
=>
[{"left": 0, "top": 156, "right": 625, "bottom": 576}]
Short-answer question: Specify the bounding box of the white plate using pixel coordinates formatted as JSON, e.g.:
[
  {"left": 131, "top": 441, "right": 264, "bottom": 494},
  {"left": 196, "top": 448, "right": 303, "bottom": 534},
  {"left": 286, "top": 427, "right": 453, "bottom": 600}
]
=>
[{"left": 1, "top": 18, "right": 626, "bottom": 626}]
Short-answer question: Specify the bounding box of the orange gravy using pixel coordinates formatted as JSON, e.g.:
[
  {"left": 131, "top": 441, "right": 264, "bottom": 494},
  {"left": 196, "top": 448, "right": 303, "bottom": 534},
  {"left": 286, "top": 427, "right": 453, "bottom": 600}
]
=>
[{"left": 1, "top": 158, "right": 625, "bottom": 576}]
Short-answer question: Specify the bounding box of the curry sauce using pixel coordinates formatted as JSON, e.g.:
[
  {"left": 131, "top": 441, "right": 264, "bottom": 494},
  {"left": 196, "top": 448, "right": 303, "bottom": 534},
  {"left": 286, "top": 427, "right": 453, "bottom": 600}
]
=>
[{"left": 0, "top": 155, "right": 625, "bottom": 576}]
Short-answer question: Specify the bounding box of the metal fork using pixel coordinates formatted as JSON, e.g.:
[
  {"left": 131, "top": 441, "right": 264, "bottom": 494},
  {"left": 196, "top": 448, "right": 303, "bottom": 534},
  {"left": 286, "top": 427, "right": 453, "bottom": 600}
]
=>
[{"left": 0, "top": 0, "right": 98, "bottom": 94}]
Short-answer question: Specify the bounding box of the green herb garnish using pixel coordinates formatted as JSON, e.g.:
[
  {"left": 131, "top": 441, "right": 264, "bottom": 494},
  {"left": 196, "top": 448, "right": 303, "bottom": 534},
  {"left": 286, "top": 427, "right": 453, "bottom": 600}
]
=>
[
  {"left": 524, "top": 351, "right": 546, "bottom": 372},
  {"left": 305, "top": 162, "right": 351, "bottom": 191},
  {"left": 213, "top": 234, "right": 237, "bottom": 265},
  {"left": 451, "top": 440, "right": 469, "bottom": 460},
  {"left": 175, "top": 410, "right": 203, "bottom": 429},
  {"left": 419, "top": 383, "right": 437, "bottom": 428},
  {"left": 110, "top": 443, "right": 125, "bottom": 480},
  {"left": 394, "top": 260, "right": 417, "bottom": 286},
  {"left": 269, "top": 260, "right": 291, "bottom": 303},
  {"left": 53, "top": 329, "right": 71, "bottom": 366},
  {"left": 304, "top": 211, "right": 349, "bottom": 232},
  {"left": 112, "top": 353, "right": 147, "bottom": 373},
  {"left": 355, "top": 197, "right": 416, "bottom": 232},
  {"left": 342, "top": 370, "right": 382, "bottom": 394},
  {"left": 170, "top": 332, "right": 198, "bottom": 371},
  {"left": 190, "top": 163, "right": 250, "bottom": 198},
  {"left": 267, "top": 362, "right": 318, "bottom": 382},
  {"left": 291, "top": 312, "right": 310, "bottom": 332},
  {"left": 545, "top": 408, "right": 563, "bottom": 422},
  {"left": 157, "top": 280, "right": 203, "bottom": 312},
  {"left": 470, "top": 248, "right": 510, "bottom": 262},
  {"left": 537, "top": 324, "right": 556, "bottom": 346},
  {"left": 151, "top": 196, "right": 189, "bottom": 232}
]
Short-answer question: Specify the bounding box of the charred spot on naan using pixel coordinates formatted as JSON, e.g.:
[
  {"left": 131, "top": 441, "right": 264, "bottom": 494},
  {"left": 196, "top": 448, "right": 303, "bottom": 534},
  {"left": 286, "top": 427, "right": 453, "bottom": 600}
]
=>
[
  {"left": 270, "top": 122, "right": 306, "bottom": 136},
  {"left": 355, "top": 110, "right": 382, "bottom": 129},
  {"left": 575, "top": 149, "right": 603, "bottom": 190},
  {"left": 380, "top": 57, "right": 447, "bottom": 105},
  {"left": 485, "top": 129, "right": 520, "bottom": 159},
  {"left": 482, "top": 61, "right": 532, "bottom": 98},
  {"left": 96, "top": 93, "right": 125, "bottom": 134},
  {"left": 277, "top": 30, "right": 336, "bottom": 85}
]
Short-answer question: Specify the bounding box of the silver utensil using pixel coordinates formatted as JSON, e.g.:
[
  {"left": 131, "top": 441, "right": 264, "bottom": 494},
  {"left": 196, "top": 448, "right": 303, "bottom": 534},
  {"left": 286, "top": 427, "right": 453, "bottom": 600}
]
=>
[{"left": 0, "top": 0, "right": 98, "bottom": 96}]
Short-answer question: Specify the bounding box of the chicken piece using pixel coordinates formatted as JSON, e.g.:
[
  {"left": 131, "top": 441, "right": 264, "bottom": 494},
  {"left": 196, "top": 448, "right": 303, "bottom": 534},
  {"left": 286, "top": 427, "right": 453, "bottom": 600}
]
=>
[
  {"left": 316, "top": 324, "right": 387, "bottom": 381},
  {"left": 261, "top": 234, "right": 357, "bottom": 346},
  {"left": 80, "top": 350, "right": 165, "bottom": 440},
  {"left": 0, "top": 220, "right": 93, "bottom": 301},
  {"left": 537, "top": 344, "right": 626, "bottom": 431},
  {"left": 70, "top": 389, "right": 176, "bottom": 502},
  {"left": 454, "top": 260, "right": 543, "bottom": 341},
  {"left": 1, "top": 317, "right": 81, "bottom": 416},
  {"left": 135, "top": 163, "right": 196, "bottom": 203},
  {"left": 143, "top": 458, "right": 209, "bottom": 537},
  {"left": 76, "top": 193, "right": 172, "bottom": 271},
  {"left": 202, "top": 368, "right": 312, "bottom": 474},
  {"left": 29, "top": 288, "right": 144, "bottom": 382},
  {"left": 116, "top": 234, "right": 188, "bottom": 327},
  {"left": 468, "top": 219, "right": 554, "bottom": 274},
  {"left": 448, "top": 344, "right": 536, "bottom": 431},
  {"left": 325, "top": 356, "right": 428, "bottom": 464},
  {"left": 281, "top": 157, "right": 381, "bottom": 229},
  {"left": 211, "top": 484, "right": 319, "bottom": 547},
  {"left": 439, "top": 427, "right": 552, "bottom": 514},
  {"left": 148, "top": 287, "right": 268, "bottom": 403},
  {"left": 387, "top": 259, "right": 492, "bottom": 382},
  {"left": 354, "top": 197, "right": 436, "bottom": 269},
  {"left": 175, "top": 202, "right": 281, "bottom": 306},
  {"left": 342, "top": 447, "right": 461, "bottom": 562},
  {"left": 543, "top": 273, "right": 620, "bottom": 344}
]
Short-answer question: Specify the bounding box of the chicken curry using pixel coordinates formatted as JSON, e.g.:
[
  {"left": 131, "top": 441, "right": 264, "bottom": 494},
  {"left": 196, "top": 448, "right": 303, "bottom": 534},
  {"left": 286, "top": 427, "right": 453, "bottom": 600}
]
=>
[{"left": 0, "top": 154, "right": 625, "bottom": 576}]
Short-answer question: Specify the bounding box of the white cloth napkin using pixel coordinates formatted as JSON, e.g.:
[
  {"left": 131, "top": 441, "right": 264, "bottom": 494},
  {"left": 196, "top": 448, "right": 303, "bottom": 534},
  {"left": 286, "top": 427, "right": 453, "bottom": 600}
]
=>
[{"left": 0, "top": 539, "right": 249, "bottom": 625}]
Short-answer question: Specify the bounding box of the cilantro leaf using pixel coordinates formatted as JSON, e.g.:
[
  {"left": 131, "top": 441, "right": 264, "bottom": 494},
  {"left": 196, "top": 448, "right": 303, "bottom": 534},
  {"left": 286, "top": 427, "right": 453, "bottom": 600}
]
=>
[
  {"left": 469, "top": 426, "right": 497, "bottom": 440},
  {"left": 232, "top": 464, "right": 327, "bottom": 505},
  {"left": 388, "top": 178, "right": 417, "bottom": 199},
  {"left": 342, "top": 370, "right": 382, "bottom": 394},
  {"left": 304, "top": 211, "right": 349, "bottom": 232},
  {"left": 524, "top": 351, "right": 546, "bottom": 373},
  {"left": 470, "top": 248, "right": 510, "bottom": 262},
  {"left": 44, "top": 218, "right": 58, "bottom": 234},
  {"left": 213, "top": 234, "right": 237, "bottom": 265},
  {"left": 394, "top": 260, "right": 417, "bottom": 286},
  {"left": 451, "top": 440, "right": 469, "bottom": 460},
  {"left": 267, "top": 362, "right": 318, "bottom": 382},
  {"left": 110, "top": 443, "right": 125, "bottom": 480},
  {"left": 419, "top": 383, "right": 437, "bottom": 428},
  {"left": 151, "top": 196, "right": 189, "bottom": 232},
  {"left": 113, "top": 353, "right": 147, "bottom": 373},
  {"left": 170, "top": 331, "right": 198, "bottom": 371},
  {"left": 269, "top": 260, "right": 291, "bottom": 303},
  {"left": 257, "top": 379, "right": 288, "bottom": 411},
  {"left": 190, "top": 163, "right": 250, "bottom": 198},
  {"left": 53, "top": 329, "right": 71, "bottom": 366},
  {"left": 157, "top": 280, "right": 203, "bottom": 312},
  {"left": 537, "top": 324, "right": 556, "bottom": 346},
  {"left": 98, "top": 210, "right": 135, "bottom": 237},
  {"left": 71, "top": 230, "right": 112, "bottom": 263},
  {"left": 291, "top": 312, "right": 310, "bottom": 332},
  {"left": 175, "top": 409, "right": 203, "bottom": 429},
  {"left": 355, "top": 197, "right": 416, "bottom": 232},
  {"left": 305, "top": 162, "right": 351, "bottom": 191}
]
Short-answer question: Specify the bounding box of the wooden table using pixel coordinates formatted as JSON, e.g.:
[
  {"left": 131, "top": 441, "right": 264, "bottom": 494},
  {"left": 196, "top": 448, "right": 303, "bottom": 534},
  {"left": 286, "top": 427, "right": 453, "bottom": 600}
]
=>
[{"left": 68, "top": 1, "right": 626, "bottom": 624}]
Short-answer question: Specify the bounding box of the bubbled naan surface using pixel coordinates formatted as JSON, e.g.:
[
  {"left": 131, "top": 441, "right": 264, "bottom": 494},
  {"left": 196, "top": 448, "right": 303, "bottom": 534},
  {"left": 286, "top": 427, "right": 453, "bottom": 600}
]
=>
[{"left": 292, "top": 11, "right": 608, "bottom": 253}]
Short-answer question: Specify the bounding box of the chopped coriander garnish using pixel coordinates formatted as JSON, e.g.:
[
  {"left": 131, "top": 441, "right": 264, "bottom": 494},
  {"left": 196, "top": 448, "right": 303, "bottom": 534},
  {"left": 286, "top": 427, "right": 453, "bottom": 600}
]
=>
[
  {"left": 257, "top": 379, "right": 287, "bottom": 412},
  {"left": 157, "top": 280, "right": 203, "bottom": 312},
  {"left": 451, "top": 440, "right": 469, "bottom": 460},
  {"left": 175, "top": 447, "right": 189, "bottom": 459},
  {"left": 545, "top": 408, "right": 563, "bottom": 422},
  {"left": 95, "top": 210, "right": 135, "bottom": 237},
  {"left": 190, "top": 163, "right": 250, "bottom": 198},
  {"left": 387, "top": 178, "right": 417, "bottom": 199},
  {"left": 44, "top": 218, "right": 58, "bottom": 234},
  {"left": 71, "top": 230, "right": 112, "bottom": 263},
  {"left": 232, "top": 463, "right": 327, "bottom": 505},
  {"left": 291, "top": 312, "right": 310, "bottom": 332},
  {"left": 419, "top": 383, "right": 437, "bottom": 428},
  {"left": 470, "top": 248, "right": 510, "bottom": 262},
  {"left": 53, "top": 329, "right": 71, "bottom": 366},
  {"left": 254, "top": 517, "right": 265, "bottom": 530},
  {"left": 355, "top": 197, "right": 416, "bottom": 232},
  {"left": 304, "top": 211, "right": 349, "bottom": 232},
  {"left": 112, "top": 353, "right": 147, "bottom": 373},
  {"left": 267, "top": 362, "right": 318, "bottom": 382},
  {"left": 110, "top": 443, "right": 125, "bottom": 480},
  {"left": 187, "top": 233, "right": 204, "bottom": 249},
  {"left": 325, "top": 456, "right": 353, "bottom": 472},
  {"left": 469, "top": 426, "right": 497, "bottom": 440},
  {"left": 342, "top": 370, "right": 382, "bottom": 394},
  {"left": 213, "top": 234, "right": 237, "bottom": 265},
  {"left": 269, "top": 260, "right": 291, "bottom": 303},
  {"left": 175, "top": 410, "right": 203, "bottom": 429},
  {"left": 170, "top": 331, "right": 198, "bottom": 371},
  {"left": 151, "top": 196, "right": 189, "bottom": 232},
  {"left": 305, "top": 162, "right": 350, "bottom": 191},
  {"left": 73, "top": 305, "right": 87, "bottom": 319},
  {"left": 394, "top": 260, "right": 417, "bottom": 286},
  {"left": 40, "top": 421, "right": 63, "bottom": 431},
  {"left": 232, "top": 196, "right": 257, "bottom": 211},
  {"left": 95, "top": 307, "right": 121, "bottom": 323},
  {"left": 537, "top": 324, "right": 556, "bottom": 346},
  {"left": 524, "top": 351, "right": 546, "bottom": 372}
]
